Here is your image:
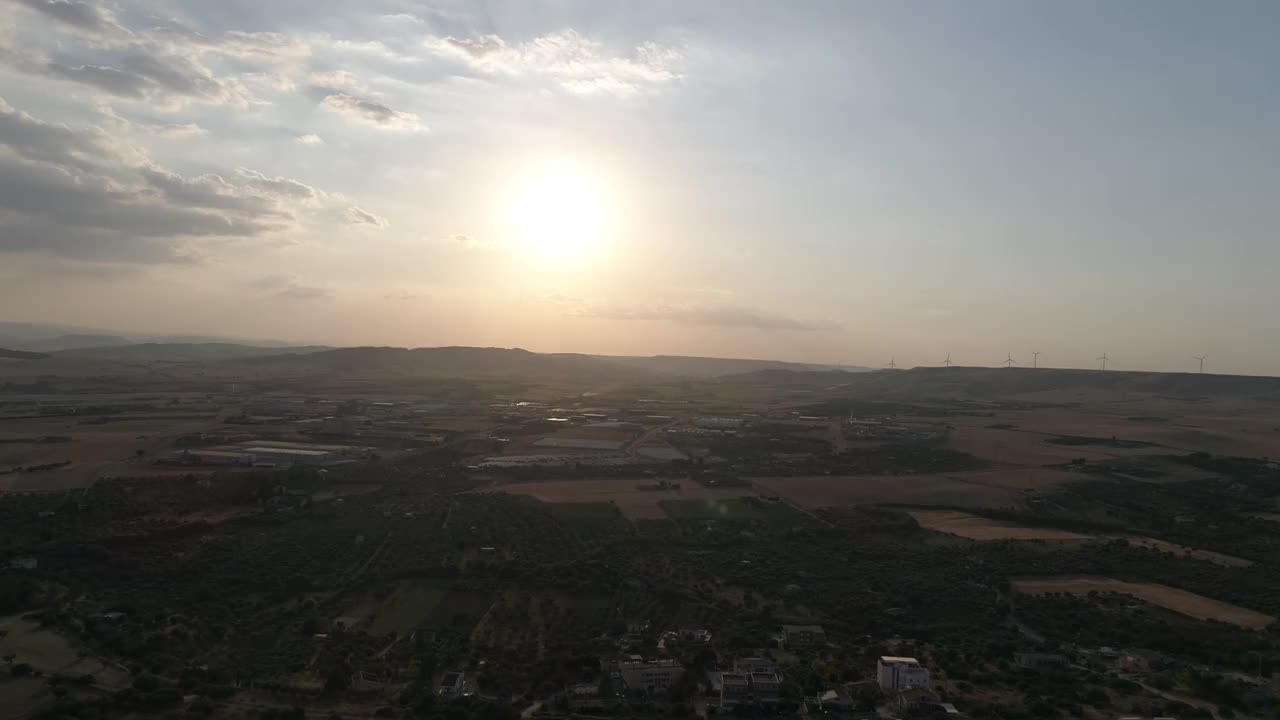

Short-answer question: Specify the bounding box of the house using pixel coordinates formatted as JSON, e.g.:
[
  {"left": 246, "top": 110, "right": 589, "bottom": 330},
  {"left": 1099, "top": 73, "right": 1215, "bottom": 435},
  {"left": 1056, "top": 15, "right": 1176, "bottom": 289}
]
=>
[
  {"left": 565, "top": 683, "right": 620, "bottom": 711},
  {"left": 619, "top": 659, "right": 684, "bottom": 693},
  {"left": 437, "top": 671, "right": 465, "bottom": 698},
  {"left": 877, "top": 657, "right": 930, "bottom": 692},
  {"left": 720, "top": 672, "right": 751, "bottom": 707},
  {"left": 782, "top": 624, "right": 826, "bottom": 650},
  {"left": 817, "top": 689, "right": 855, "bottom": 711},
  {"left": 750, "top": 672, "right": 781, "bottom": 703},
  {"left": 894, "top": 686, "right": 941, "bottom": 712},
  {"left": 733, "top": 657, "right": 777, "bottom": 675},
  {"left": 1015, "top": 653, "right": 1070, "bottom": 671}
]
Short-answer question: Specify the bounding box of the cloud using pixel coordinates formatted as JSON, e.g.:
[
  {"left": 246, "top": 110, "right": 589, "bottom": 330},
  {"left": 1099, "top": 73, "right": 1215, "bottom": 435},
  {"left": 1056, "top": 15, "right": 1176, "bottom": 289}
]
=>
[
  {"left": 95, "top": 105, "right": 206, "bottom": 139},
  {"left": 447, "top": 233, "right": 490, "bottom": 248},
  {"left": 237, "top": 169, "right": 320, "bottom": 202},
  {"left": 277, "top": 284, "right": 334, "bottom": 300},
  {"left": 7, "top": 0, "right": 129, "bottom": 39},
  {"left": 0, "top": 97, "right": 320, "bottom": 263},
  {"left": 321, "top": 93, "right": 422, "bottom": 131},
  {"left": 343, "top": 206, "right": 388, "bottom": 228},
  {"left": 425, "top": 30, "right": 683, "bottom": 97},
  {"left": 566, "top": 301, "right": 838, "bottom": 331},
  {"left": 40, "top": 52, "right": 252, "bottom": 108},
  {"left": 2, "top": 3, "right": 302, "bottom": 109},
  {"left": 149, "top": 121, "right": 206, "bottom": 138},
  {"left": 248, "top": 274, "right": 333, "bottom": 300},
  {"left": 384, "top": 289, "right": 426, "bottom": 301},
  {"left": 296, "top": 133, "right": 323, "bottom": 145}
]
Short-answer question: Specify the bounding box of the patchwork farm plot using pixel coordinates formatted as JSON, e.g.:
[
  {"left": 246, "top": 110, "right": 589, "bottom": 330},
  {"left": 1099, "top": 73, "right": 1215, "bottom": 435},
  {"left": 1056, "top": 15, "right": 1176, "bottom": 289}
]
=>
[
  {"left": 492, "top": 477, "right": 756, "bottom": 519},
  {"left": 1010, "top": 576, "right": 1276, "bottom": 630}
]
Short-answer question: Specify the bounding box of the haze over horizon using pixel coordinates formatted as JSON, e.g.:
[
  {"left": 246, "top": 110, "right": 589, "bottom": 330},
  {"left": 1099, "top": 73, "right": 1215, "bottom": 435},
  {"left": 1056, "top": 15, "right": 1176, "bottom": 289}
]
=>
[{"left": 2, "top": 1, "right": 1279, "bottom": 374}]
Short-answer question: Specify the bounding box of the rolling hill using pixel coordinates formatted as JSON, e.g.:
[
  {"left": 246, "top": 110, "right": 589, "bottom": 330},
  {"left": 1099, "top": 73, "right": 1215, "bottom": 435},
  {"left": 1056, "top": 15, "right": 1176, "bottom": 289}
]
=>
[
  {"left": 594, "top": 354, "right": 862, "bottom": 377},
  {"left": 723, "top": 365, "right": 1280, "bottom": 401}
]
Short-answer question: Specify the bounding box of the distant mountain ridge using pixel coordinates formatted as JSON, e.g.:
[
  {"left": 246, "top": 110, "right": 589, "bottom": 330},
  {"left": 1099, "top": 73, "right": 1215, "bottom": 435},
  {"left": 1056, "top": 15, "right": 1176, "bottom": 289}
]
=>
[
  {"left": 594, "top": 354, "right": 865, "bottom": 377},
  {"left": 0, "top": 321, "right": 315, "bottom": 353},
  {"left": 724, "top": 365, "right": 1280, "bottom": 399},
  {"left": 53, "top": 343, "right": 333, "bottom": 363}
]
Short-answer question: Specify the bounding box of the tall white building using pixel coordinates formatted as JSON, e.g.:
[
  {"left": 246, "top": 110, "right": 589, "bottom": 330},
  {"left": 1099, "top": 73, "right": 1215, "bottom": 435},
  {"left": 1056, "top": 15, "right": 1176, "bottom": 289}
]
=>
[{"left": 877, "top": 656, "right": 930, "bottom": 691}]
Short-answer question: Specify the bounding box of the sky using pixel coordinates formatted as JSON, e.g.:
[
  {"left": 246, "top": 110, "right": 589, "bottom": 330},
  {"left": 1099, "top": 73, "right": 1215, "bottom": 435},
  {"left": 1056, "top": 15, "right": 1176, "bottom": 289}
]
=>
[{"left": 1, "top": 0, "right": 1278, "bottom": 374}]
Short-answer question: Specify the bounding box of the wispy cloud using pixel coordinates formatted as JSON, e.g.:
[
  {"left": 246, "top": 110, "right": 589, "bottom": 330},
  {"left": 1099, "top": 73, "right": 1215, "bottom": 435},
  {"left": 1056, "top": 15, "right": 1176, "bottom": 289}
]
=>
[
  {"left": 0, "top": 97, "right": 328, "bottom": 264},
  {"left": 320, "top": 93, "right": 422, "bottom": 131},
  {"left": 425, "top": 29, "right": 683, "bottom": 97},
  {"left": 343, "top": 206, "right": 389, "bottom": 228},
  {"left": 565, "top": 300, "right": 838, "bottom": 331},
  {"left": 295, "top": 133, "right": 323, "bottom": 145},
  {"left": 247, "top": 274, "right": 333, "bottom": 300}
]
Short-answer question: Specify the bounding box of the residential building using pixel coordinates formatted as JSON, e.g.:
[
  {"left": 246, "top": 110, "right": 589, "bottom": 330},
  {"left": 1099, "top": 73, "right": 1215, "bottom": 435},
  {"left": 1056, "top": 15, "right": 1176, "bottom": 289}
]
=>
[
  {"left": 782, "top": 624, "right": 826, "bottom": 650},
  {"left": 733, "top": 657, "right": 777, "bottom": 675},
  {"left": 751, "top": 672, "right": 781, "bottom": 703},
  {"left": 877, "top": 656, "right": 930, "bottom": 692},
  {"left": 1015, "top": 653, "right": 1070, "bottom": 671},
  {"left": 619, "top": 659, "right": 684, "bottom": 693},
  {"left": 720, "top": 672, "right": 751, "bottom": 707},
  {"left": 817, "top": 689, "right": 855, "bottom": 711},
  {"left": 437, "top": 671, "right": 465, "bottom": 698}
]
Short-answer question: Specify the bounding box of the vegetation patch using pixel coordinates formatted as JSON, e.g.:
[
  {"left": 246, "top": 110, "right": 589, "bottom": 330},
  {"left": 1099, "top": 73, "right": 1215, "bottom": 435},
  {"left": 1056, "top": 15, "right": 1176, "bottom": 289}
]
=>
[
  {"left": 660, "top": 497, "right": 765, "bottom": 520},
  {"left": 1045, "top": 434, "right": 1160, "bottom": 448},
  {"left": 346, "top": 582, "right": 448, "bottom": 636},
  {"left": 1109, "top": 536, "right": 1253, "bottom": 568},
  {"left": 1010, "top": 576, "right": 1276, "bottom": 630},
  {"left": 908, "top": 510, "right": 1091, "bottom": 541}
]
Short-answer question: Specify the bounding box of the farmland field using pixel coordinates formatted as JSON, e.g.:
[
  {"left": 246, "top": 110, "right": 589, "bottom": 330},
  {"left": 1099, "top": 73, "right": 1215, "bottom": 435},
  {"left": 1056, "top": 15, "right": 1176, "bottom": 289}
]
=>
[
  {"left": 907, "top": 511, "right": 1254, "bottom": 565},
  {"left": 1111, "top": 536, "right": 1253, "bottom": 568},
  {"left": 492, "top": 477, "right": 755, "bottom": 519},
  {"left": 660, "top": 497, "right": 766, "bottom": 520},
  {"left": 755, "top": 468, "right": 1081, "bottom": 509},
  {"left": 344, "top": 581, "right": 449, "bottom": 636},
  {"left": 908, "top": 510, "right": 1091, "bottom": 540},
  {"left": 1010, "top": 576, "right": 1276, "bottom": 629}
]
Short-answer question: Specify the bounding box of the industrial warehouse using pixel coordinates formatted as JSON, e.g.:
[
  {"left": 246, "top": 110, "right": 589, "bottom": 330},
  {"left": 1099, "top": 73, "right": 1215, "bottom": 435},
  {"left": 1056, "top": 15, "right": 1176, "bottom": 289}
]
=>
[{"left": 173, "top": 440, "right": 368, "bottom": 467}]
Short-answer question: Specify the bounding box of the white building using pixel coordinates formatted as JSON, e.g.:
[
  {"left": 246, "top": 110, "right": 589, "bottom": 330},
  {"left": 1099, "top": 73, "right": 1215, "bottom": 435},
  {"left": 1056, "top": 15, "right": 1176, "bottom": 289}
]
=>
[
  {"left": 877, "top": 656, "right": 929, "bottom": 691},
  {"left": 619, "top": 659, "right": 684, "bottom": 693}
]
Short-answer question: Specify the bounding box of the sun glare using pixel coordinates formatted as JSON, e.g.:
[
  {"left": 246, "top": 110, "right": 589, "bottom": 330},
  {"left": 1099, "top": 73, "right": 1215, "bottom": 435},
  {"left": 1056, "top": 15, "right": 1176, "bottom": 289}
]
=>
[{"left": 509, "top": 161, "right": 610, "bottom": 261}]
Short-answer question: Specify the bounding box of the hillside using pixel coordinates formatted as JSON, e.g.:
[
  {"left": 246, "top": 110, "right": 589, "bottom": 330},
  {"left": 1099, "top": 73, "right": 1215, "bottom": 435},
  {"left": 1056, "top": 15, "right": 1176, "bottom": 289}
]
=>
[
  {"left": 222, "top": 346, "right": 655, "bottom": 382},
  {"left": 54, "top": 343, "right": 332, "bottom": 363},
  {"left": 595, "top": 354, "right": 861, "bottom": 377},
  {"left": 726, "top": 366, "right": 1280, "bottom": 401},
  {"left": 0, "top": 347, "right": 50, "bottom": 360}
]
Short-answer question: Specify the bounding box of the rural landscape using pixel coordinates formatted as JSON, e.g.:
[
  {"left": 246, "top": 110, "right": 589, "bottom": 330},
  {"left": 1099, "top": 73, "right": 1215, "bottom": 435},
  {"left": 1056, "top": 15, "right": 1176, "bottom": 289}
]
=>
[{"left": 2, "top": 336, "right": 1280, "bottom": 720}]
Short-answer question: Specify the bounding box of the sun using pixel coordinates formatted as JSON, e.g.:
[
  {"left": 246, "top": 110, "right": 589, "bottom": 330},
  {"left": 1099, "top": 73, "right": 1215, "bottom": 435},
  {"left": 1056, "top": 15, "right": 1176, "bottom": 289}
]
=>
[{"left": 508, "top": 161, "right": 610, "bottom": 261}]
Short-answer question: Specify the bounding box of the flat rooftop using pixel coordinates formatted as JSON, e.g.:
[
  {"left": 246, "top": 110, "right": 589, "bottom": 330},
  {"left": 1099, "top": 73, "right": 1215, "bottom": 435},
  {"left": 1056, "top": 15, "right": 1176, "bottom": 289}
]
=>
[
  {"left": 240, "top": 447, "right": 331, "bottom": 456},
  {"left": 879, "top": 656, "right": 922, "bottom": 665}
]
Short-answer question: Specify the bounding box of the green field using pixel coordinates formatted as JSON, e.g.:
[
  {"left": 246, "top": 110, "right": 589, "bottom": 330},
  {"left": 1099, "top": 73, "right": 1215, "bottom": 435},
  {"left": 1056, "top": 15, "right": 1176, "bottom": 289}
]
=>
[
  {"left": 366, "top": 588, "right": 445, "bottom": 636},
  {"left": 545, "top": 502, "right": 624, "bottom": 520},
  {"left": 0, "top": 677, "right": 50, "bottom": 720},
  {"left": 659, "top": 498, "right": 767, "bottom": 520},
  {"left": 0, "top": 616, "right": 80, "bottom": 671}
]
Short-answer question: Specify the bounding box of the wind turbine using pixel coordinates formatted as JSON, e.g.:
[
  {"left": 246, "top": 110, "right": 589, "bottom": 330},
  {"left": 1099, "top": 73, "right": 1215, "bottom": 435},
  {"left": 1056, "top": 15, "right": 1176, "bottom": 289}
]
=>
[
  {"left": 1031, "top": 351, "right": 1041, "bottom": 369},
  {"left": 943, "top": 353, "right": 953, "bottom": 368},
  {"left": 1003, "top": 353, "right": 1016, "bottom": 369},
  {"left": 886, "top": 356, "right": 897, "bottom": 369},
  {"left": 1098, "top": 352, "right": 1109, "bottom": 371},
  {"left": 1193, "top": 354, "right": 1207, "bottom": 374}
]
